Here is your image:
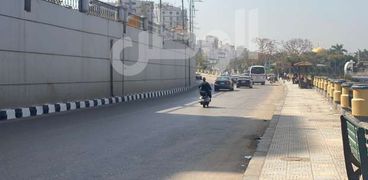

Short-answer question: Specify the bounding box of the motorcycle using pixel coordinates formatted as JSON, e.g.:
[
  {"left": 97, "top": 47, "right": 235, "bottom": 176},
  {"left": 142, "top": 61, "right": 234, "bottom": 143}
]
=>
[
  {"left": 268, "top": 76, "right": 276, "bottom": 85},
  {"left": 199, "top": 91, "right": 211, "bottom": 108},
  {"left": 269, "top": 77, "right": 275, "bottom": 85}
]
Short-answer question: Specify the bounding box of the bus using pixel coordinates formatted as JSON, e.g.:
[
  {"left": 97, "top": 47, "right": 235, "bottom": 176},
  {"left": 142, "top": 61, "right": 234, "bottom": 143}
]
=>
[{"left": 249, "top": 65, "right": 266, "bottom": 85}]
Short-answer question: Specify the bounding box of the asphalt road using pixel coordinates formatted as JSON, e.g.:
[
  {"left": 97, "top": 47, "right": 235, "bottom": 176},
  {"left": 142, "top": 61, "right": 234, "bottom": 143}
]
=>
[{"left": 0, "top": 82, "right": 284, "bottom": 180}]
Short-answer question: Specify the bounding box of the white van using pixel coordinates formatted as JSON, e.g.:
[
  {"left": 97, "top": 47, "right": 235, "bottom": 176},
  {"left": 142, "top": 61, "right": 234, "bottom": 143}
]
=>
[{"left": 249, "top": 65, "right": 266, "bottom": 85}]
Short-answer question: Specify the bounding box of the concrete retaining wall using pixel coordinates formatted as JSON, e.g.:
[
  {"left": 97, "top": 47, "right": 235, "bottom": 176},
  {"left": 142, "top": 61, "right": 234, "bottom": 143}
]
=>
[{"left": 0, "top": 0, "right": 195, "bottom": 108}]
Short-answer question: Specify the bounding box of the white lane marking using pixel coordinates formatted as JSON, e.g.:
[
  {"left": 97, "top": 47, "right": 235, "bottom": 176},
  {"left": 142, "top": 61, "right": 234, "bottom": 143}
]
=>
[
  {"left": 157, "top": 106, "right": 183, "bottom": 113},
  {"left": 184, "top": 101, "right": 199, "bottom": 106}
]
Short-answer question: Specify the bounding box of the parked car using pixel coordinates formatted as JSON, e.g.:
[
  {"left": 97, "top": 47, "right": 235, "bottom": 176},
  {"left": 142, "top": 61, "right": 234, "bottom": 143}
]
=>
[
  {"left": 214, "top": 76, "right": 234, "bottom": 91},
  {"left": 237, "top": 76, "right": 253, "bottom": 88},
  {"left": 195, "top": 73, "right": 202, "bottom": 80},
  {"left": 230, "top": 75, "right": 240, "bottom": 83}
]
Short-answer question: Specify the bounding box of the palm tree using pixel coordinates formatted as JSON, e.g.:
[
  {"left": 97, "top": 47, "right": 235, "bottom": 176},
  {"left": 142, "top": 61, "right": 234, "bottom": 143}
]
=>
[
  {"left": 355, "top": 49, "right": 368, "bottom": 61},
  {"left": 329, "top": 44, "right": 348, "bottom": 77},
  {"left": 330, "top": 44, "right": 347, "bottom": 55}
]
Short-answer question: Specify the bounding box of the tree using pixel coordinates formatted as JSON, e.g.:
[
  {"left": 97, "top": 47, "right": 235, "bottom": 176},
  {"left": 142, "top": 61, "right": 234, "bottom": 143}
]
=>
[
  {"left": 195, "top": 48, "right": 208, "bottom": 70},
  {"left": 255, "top": 38, "right": 278, "bottom": 66},
  {"left": 280, "top": 38, "right": 313, "bottom": 68},
  {"left": 327, "top": 44, "right": 348, "bottom": 76},
  {"left": 227, "top": 48, "right": 250, "bottom": 73},
  {"left": 330, "top": 44, "right": 347, "bottom": 55},
  {"left": 282, "top": 38, "right": 313, "bottom": 56},
  {"left": 355, "top": 49, "right": 368, "bottom": 61}
]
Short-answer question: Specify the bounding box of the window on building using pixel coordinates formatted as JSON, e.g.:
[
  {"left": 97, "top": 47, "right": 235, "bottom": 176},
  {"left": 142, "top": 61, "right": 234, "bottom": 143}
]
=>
[{"left": 24, "top": 0, "right": 31, "bottom": 12}]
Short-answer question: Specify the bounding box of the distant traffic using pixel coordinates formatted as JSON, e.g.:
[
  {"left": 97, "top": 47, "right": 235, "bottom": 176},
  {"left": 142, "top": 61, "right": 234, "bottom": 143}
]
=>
[{"left": 198, "top": 65, "right": 278, "bottom": 93}]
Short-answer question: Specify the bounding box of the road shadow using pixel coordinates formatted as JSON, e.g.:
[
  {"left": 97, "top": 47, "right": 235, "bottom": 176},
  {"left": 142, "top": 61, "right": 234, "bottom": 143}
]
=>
[{"left": 0, "top": 89, "right": 286, "bottom": 180}]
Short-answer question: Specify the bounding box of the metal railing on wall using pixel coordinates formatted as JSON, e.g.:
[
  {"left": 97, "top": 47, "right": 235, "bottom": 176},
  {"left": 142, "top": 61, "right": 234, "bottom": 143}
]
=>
[
  {"left": 41, "top": 0, "right": 189, "bottom": 43},
  {"left": 43, "top": 0, "right": 79, "bottom": 9},
  {"left": 88, "top": 0, "right": 118, "bottom": 21}
]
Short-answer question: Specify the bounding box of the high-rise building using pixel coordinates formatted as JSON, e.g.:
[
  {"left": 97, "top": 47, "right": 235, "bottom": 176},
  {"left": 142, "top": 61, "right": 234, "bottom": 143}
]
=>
[
  {"left": 111, "top": 0, "right": 154, "bottom": 23},
  {"left": 197, "top": 36, "right": 237, "bottom": 71},
  {"left": 134, "top": 1, "right": 154, "bottom": 23},
  {"left": 154, "top": 3, "right": 188, "bottom": 33}
]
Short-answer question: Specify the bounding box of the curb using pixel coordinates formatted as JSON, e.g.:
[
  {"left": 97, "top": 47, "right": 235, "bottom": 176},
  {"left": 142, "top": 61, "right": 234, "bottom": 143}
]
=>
[
  {"left": 243, "top": 83, "right": 288, "bottom": 179},
  {"left": 0, "top": 87, "right": 191, "bottom": 122}
]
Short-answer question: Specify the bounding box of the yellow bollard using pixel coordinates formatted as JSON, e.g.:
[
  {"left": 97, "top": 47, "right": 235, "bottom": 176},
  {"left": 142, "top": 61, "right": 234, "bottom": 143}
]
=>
[
  {"left": 333, "top": 80, "right": 345, "bottom": 103},
  {"left": 341, "top": 82, "right": 353, "bottom": 109},
  {"left": 319, "top": 77, "right": 325, "bottom": 91},
  {"left": 324, "top": 79, "right": 328, "bottom": 93},
  {"left": 317, "top": 77, "right": 320, "bottom": 89},
  {"left": 319, "top": 77, "right": 324, "bottom": 91},
  {"left": 314, "top": 77, "right": 319, "bottom": 89},
  {"left": 319, "top": 77, "right": 324, "bottom": 90},
  {"left": 327, "top": 79, "right": 331, "bottom": 97},
  {"left": 351, "top": 84, "right": 368, "bottom": 117},
  {"left": 329, "top": 80, "right": 335, "bottom": 99},
  {"left": 316, "top": 77, "right": 320, "bottom": 88}
]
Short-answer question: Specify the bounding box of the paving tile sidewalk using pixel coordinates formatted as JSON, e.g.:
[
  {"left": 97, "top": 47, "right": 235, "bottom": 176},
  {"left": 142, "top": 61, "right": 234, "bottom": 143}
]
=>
[{"left": 244, "top": 82, "right": 347, "bottom": 180}]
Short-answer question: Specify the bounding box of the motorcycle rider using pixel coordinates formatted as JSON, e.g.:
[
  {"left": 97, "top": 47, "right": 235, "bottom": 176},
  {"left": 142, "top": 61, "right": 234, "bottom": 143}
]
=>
[{"left": 199, "top": 77, "right": 212, "bottom": 98}]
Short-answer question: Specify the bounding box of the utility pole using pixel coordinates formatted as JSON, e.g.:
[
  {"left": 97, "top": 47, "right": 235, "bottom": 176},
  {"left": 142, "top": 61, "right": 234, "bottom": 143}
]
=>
[
  {"left": 181, "top": 0, "right": 185, "bottom": 34},
  {"left": 189, "top": 0, "right": 192, "bottom": 34},
  {"left": 188, "top": 0, "right": 203, "bottom": 38},
  {"left": 159, "top": 0, "right": 162, "bottom": 33}
]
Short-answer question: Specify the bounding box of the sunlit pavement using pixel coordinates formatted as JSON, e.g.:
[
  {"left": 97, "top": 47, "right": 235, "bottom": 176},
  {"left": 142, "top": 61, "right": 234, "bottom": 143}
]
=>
[
  {"left": 0, "top": 82, "right": 284, "bottom": 180},
  {"left": 244, "top": 82, "right": 347, "bottom": 180}
]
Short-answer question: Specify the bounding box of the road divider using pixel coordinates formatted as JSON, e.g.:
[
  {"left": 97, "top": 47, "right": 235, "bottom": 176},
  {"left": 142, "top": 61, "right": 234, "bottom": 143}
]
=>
[{"left": 0, "top": 87, "right": 192, "bottom": 122}]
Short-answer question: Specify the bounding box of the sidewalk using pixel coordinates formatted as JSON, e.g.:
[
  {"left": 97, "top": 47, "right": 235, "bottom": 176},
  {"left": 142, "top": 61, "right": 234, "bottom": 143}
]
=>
[{"left": 244, "top": 82, "right": 347, "bottom": 180}]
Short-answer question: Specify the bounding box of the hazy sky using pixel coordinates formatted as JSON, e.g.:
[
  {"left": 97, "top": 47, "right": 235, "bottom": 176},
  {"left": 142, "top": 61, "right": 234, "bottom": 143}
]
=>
[{"left": 155, "top": 0, "right": 368, "bottom": 52}]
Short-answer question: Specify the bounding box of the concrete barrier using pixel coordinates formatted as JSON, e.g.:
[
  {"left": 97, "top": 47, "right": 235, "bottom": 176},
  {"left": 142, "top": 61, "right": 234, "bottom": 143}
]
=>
[
  {"left": 324, "top": 78, "right": 328, "bottom": 95},
  {"left": 333, "top": 79, "right": 346, "bottom": 103},
  {"left": 341, "top": 82, "right": 354, "bottom": 110},
  {"left": 351, "top": 84, "right": 368, "bottom": 117},
  {"left": 0, "top": 86, "right": 192, "bottom": 121}
]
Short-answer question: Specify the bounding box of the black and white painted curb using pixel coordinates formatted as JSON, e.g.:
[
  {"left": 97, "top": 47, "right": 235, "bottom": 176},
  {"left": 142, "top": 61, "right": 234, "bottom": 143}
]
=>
[{"left": 0, "top": 87, "right": 190, "bottom": 121}]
